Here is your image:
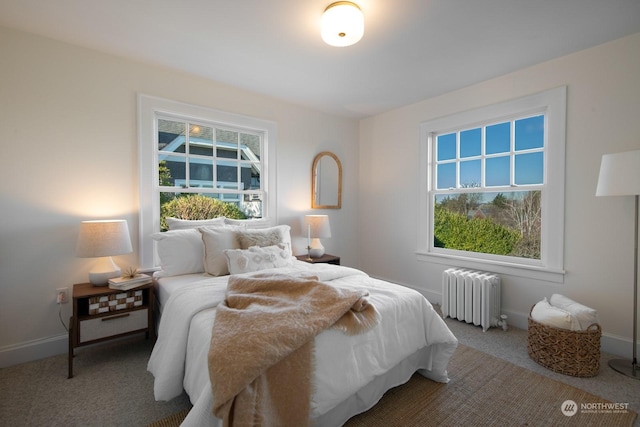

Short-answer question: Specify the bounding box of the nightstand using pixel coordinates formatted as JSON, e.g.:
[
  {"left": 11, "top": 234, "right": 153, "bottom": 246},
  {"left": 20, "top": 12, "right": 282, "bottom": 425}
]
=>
[
  {"left": 295, "top": 253, "right": 340, "bottom": 265},
  {"left": 68, "top": 281, "right": 154, "bottom": 378}
]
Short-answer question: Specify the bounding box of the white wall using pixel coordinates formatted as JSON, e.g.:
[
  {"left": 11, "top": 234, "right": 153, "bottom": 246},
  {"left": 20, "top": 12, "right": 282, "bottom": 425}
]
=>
[
  {"left": 0, "top": 26, "right": 359, "bottom": 366},
  {"left": 3, "top": 23, "right": 639, "bottom": 366},
  {"left": 359, "top": 32, "right": 640, "bottom": 357}
]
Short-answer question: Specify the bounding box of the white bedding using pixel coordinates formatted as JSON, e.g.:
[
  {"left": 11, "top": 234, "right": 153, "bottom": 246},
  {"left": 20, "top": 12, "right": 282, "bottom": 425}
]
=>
[
  {"left": 154, "top": 273, "right": 209, "bottom": 315},
  {"left": 148, "top": 261, "right": 458, "bottom": 426}
]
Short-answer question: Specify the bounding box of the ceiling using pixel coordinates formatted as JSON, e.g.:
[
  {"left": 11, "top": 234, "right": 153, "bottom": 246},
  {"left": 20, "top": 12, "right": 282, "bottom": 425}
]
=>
[{"left": 1, "top": 0, "right": 639, "bottom": 119}]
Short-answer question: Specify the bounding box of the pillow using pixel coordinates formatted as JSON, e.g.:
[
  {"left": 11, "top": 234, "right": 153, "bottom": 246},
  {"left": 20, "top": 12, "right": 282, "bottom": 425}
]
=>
[
  {"left": 550, "top": 294, "right": 599, "bottom": 330},
  {"left": 199, "top": 226, "right": 242, "bottom": 276},
  {"left": 531, "top": 298, "right": 581, "bottom": 331},
  {"left": 224, "top": 218, "right": 271, "bottom": 229},
  {"left": 224, "top": 245, "right": 293, "bottom": 274},
  {"left": 166, "top": 217, "right": 226, "bottom": 230},
  {"left": 152, "top": 229, "right": 205, "bottom": 277},
  {"left": 236, "top": 225, "right": 292, "bottom": 255}
]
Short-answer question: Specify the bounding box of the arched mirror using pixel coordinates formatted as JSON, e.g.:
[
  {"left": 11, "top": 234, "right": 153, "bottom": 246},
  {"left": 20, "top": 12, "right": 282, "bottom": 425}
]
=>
[{"left": 312, "top": 151, "right": 342, "bottom": 209}]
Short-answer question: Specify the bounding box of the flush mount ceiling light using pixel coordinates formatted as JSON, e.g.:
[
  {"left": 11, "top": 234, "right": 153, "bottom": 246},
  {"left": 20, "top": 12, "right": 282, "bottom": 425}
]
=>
[{"left": 321, "top": 1, "right": 364, "bottom": 47}]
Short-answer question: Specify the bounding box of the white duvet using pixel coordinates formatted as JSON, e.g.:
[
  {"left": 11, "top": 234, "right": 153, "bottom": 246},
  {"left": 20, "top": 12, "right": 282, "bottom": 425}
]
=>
[{"left": 148, "top": 261, "right": 458, "bottom": 426}]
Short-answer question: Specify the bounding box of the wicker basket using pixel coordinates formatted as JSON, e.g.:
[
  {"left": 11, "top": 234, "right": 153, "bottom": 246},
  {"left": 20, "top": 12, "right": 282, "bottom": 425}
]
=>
[{"left": 527, "top": 305, "right": 601, "bottom": 377}]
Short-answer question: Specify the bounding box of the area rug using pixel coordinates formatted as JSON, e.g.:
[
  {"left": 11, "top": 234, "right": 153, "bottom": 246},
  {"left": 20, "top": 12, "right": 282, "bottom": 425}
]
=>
[
  {"left": 148, "top": 344, "right": 637, "bottom": 427},
  {"left": 147, "top": 408, "right": 190, "bottom": 427}
]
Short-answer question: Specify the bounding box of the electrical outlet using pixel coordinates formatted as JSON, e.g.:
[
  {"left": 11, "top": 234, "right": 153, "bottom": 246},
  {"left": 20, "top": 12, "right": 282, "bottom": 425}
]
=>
[{"left": 56, "top": 287, "right": 69, "bottom": 304}]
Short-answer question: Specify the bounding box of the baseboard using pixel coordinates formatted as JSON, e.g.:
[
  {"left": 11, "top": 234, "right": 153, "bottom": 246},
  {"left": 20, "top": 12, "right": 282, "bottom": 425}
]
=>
[
  {"left": 600, "top": 333, "right": 640, "bottom": 360},
  {"left": 0, "top": 334, "right": 68, "bottom": 368}
]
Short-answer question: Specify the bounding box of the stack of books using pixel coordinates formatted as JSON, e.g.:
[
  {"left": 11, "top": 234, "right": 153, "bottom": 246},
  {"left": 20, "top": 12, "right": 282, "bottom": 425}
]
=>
[{"left": 108, "top": 273, "right": 152, "bottom": 290}]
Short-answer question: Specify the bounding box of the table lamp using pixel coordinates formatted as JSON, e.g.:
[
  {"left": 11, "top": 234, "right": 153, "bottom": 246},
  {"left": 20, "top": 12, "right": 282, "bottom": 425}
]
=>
[
  {"left": 76, "top": 219, "right": 133, "bottom": 286},
  {"left": 304, "top": 215, "right": 331, "bottom": 258}
]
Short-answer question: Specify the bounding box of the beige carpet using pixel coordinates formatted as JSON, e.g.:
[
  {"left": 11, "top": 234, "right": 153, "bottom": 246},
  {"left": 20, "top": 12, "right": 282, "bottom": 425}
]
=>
[{"left": 148, "top": 344, "right": 637, "bottom": 427}]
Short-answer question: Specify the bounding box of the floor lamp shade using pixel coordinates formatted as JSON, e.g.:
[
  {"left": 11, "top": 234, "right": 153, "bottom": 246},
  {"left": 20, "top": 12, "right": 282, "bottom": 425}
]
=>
[
  {"left": 596, "top": 150, "right": 640, "bottom": 197},
  {"left": 76, "top": 220, "right": 133, "bottom": 285},
  {"left": 596, "top": 149, "right": 640, "bottom": 380}
]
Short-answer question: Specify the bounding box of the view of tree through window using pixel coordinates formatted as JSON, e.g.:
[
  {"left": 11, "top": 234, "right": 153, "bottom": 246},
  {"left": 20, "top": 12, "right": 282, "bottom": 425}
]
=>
[
  {"left": 432, "top": 114, "right": 544, "bottom": 260},
  {"left": 434, "top": 190, "right": 541, "bottom": 259}
]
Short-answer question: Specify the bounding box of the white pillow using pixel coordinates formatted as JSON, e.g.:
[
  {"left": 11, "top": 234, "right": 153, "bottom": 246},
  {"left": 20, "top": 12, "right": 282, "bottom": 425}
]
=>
[
  {"left": 236, "top": 225, "right": 292, "bottom": 255},
  {"left": 166, "top": 216, "right": 226, "bottom": 230},
  {"left": 531, "top": 298, "right": 581, "bottom": 331},
  {"left": 224, "top": 245, "right": 293, "bottom": 274},
  {"left": 224, "top": 218, "right": 271, "bottom": 229},
  {"left": 199, "top": 226, "right": 242, "bottom": 276},
  {"left": 550, "top": 294, "right": 599, "bottom": 330},
  {"left": 152, "top": 229, "right": 205, "bottom": 277}
]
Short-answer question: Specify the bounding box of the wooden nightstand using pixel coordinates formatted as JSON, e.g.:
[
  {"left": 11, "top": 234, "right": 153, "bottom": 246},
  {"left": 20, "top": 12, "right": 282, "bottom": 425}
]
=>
[
  {"left": 68, "top": 281, "right": 154, "bottom": 378},
  {"left": 295, "top": 253, "right": 340, "bottom": 265}
]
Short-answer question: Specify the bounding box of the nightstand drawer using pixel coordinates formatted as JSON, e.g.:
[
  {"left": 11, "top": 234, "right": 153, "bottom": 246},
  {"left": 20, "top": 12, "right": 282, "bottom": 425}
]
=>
[{"left": 79, "top": 309, "right": 148, "bottom": 343}]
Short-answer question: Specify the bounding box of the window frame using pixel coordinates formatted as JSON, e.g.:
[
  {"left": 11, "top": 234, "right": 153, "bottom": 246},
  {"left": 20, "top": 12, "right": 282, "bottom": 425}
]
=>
[
  {"left": 138, "top": 94, "right": 278, "bottom": 268},
  {"left": 417, "top": 87, "right": 566, "bottom": 283}
]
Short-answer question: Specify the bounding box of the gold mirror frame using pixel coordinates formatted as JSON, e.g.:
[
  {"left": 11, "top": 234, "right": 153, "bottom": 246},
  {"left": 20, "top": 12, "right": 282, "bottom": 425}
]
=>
[{"left": 311, "top": 151, "right": 342, "bottom": 209}]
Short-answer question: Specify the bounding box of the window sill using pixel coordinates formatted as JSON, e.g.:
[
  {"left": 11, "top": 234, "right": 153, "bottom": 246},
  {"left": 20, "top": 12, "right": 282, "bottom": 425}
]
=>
[{"left": 415, "top": 251, "right": 565, "bottom": 283}]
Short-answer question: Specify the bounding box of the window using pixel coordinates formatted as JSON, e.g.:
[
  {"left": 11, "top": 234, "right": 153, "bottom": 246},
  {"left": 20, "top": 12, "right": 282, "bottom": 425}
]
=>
[
  {"left": 138, "top": 95, "right": 277, "bottom": 268},
  {"left": 157, "top": 119, "right": 263, "bottom": 212},
  {"left": 417, "top": 87, "right": 566, "bottom": 282}
]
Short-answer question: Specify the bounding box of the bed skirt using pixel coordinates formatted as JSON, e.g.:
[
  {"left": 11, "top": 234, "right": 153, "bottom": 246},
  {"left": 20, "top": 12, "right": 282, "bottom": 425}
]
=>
[{"left": 180, "top": 343, "right": 454, "bottom": 427}]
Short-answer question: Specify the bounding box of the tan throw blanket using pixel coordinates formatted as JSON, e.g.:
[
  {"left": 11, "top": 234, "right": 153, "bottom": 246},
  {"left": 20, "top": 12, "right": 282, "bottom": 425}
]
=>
[{"left": 209, "top": 273, "right": 379, "bottom": 427}]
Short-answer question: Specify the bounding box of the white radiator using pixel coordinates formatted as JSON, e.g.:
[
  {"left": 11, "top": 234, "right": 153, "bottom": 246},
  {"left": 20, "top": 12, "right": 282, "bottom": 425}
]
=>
[{"left": 442, "top": 268, "right": 501, "bottom": 332}]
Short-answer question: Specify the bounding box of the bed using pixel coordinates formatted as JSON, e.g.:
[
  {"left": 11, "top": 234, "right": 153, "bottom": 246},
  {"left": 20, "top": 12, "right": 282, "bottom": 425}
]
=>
[{"left": 146, "top": 220, "right": 458, "bottom": 426}]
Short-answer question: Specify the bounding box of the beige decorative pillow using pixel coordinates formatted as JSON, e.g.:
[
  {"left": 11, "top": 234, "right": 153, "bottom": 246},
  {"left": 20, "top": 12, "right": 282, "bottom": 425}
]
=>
[
  {"left": 237, "top": 228, "right": 280, "bottom": 248},
  {"left": 224, "top": 245, "right": 293, "bottom": 274},
  {"left": 235, "top": 225, "right": 292, "bottom": 255},
  {"left": 199, "top": 226, "right": 242, "bottom": 276}
]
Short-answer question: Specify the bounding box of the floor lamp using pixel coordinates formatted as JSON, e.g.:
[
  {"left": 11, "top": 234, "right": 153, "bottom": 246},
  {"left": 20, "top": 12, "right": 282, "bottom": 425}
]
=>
[{"left": 596, "top": 149, "right": 640, "bottom": 379}]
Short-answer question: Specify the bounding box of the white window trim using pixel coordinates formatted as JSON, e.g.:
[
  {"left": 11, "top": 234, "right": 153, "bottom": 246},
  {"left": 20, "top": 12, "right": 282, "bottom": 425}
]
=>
[
  {"left": 417, "top": 86, "right": 566, "bottom": 283},
  {"left": 137, "top": 94, "right": 278, "bottom": 268}
]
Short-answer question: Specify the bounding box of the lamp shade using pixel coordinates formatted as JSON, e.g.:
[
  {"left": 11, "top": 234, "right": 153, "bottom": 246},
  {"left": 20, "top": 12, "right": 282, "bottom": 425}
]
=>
[
  {"left": 76, "top": 220, "right": 133, "bottom": 258},
  {"left": 321, "top": 1, "right": 364, "bottom": 47},
  {"left": 304, "top": 215, "right": 332, "bottom": 238},
  {"left": 596, "top": 150, "right": 640, "bottom": 197}
]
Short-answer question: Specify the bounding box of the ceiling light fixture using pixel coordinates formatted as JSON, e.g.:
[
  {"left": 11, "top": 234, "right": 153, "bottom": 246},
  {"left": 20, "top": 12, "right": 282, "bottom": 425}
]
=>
[{"left": 321, "top": 1, "right": 364, "bottom": 47}]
